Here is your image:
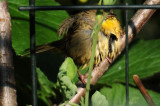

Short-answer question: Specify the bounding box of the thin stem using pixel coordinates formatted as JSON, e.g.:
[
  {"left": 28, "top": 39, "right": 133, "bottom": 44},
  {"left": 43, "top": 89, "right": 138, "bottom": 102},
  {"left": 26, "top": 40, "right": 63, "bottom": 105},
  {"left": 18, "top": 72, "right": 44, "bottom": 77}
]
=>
[
  {"left": 84, "top": 12, "right": 108, "bottom": 106},
  {"left": 133, "top": 75, "right": 156, "bottom": 106}
]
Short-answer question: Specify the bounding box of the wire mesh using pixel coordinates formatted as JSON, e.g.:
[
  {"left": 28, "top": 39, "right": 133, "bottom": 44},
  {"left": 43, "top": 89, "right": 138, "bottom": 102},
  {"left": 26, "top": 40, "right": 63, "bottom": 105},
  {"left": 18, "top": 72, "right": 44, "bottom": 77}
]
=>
[
  {"left": 29, "top": 0, "right": 37, "bottom": 106},
  {"left": 125, "top": 3, "right": 129, "bottom": 106},
  {"left": 19, "top": 5, "right": 160, "bottom": 11}
]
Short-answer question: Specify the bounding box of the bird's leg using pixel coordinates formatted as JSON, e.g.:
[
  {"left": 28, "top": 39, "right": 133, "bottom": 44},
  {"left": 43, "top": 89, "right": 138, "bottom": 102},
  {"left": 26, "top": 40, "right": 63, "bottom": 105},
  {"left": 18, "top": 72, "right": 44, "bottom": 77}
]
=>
[{"left": 77, "top": 69, "right": 87, "bottom": 84}]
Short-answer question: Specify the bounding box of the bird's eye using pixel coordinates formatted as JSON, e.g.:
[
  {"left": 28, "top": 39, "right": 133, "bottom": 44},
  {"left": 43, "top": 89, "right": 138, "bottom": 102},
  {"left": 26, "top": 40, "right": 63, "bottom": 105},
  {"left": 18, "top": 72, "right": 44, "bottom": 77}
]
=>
[{"left": 110, "top": 34, "right": 118, "bottom": 41}]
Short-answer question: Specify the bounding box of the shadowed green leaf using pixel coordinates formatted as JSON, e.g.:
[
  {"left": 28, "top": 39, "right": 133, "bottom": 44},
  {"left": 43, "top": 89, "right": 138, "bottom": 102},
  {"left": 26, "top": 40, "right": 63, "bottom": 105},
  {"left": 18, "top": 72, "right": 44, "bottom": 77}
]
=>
[{"left": 37, "top": 68, "right": 56, "bottom": 106}]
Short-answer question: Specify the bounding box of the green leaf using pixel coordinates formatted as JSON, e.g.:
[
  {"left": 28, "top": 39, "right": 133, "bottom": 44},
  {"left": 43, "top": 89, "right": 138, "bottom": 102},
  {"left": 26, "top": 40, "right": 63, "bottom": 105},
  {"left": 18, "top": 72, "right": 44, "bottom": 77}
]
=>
[
  {"left": 100, "top": 84, "right": 160, "bottom": 106},
  {"left": 80, "top": 97, "right": 85, "bottom": 106},
  {"left": 8, "top": 0, "right": 69, "bottom": 55},
  {"left": 57, "top": 76, "right": 77, "bottom": 100},
  {"left": 98, "top": 39, "right": 160, "bottom": 85},
  {"left": 103, "top": 0, "right": 117, "bottom": 5},
  {"left": 59, "top": 57, "right": 78, "bottom": 83},
  {"left": 57, "top": 57, "right": 78, "bottom": 100},
  {"left": 91, "top": 91, "right": 108, "bottom": 106},
  {"left": 37, "top": 68, "right": 56, "bottom": 106}
]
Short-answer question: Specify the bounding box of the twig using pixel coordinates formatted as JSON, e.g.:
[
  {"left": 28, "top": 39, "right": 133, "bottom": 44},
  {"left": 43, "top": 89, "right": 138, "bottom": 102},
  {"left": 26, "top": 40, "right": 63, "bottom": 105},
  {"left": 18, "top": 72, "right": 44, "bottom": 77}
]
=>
[
  {"left": 0, "top": 0, "right": 17, "bottom": 106},
  {"left": 133, "top": 75, "right": 156, "bottom": 106},
  {"left": 69, "top": 0, "right": 160, "bottom": 104}
]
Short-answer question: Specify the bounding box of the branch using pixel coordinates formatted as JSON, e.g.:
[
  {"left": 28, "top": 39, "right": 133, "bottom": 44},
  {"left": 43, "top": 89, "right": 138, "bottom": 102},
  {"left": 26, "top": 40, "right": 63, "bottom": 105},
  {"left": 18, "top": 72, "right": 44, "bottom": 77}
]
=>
[
  {"left": 69, "top": 0, "right": 160, "bottom": 104},
  {"left": 0, "top": 0, "right": 17, "bottom": 106}
]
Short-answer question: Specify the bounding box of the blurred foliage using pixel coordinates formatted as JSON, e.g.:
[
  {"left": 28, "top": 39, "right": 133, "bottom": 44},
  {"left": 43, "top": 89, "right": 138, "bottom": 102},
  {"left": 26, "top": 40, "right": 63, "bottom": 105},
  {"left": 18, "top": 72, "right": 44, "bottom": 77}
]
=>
[
  {"left": 7, "top": 0, "right": 160, "bottom": 105},
  {"left": 37, "top": 68, "right": 57, "bottom": 106}
]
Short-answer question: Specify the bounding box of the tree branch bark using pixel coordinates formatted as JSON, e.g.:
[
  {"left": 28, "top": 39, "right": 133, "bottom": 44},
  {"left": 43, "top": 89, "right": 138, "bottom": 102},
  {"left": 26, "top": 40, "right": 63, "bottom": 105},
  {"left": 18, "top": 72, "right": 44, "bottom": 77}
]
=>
[
  {"left": 0, "top": 0, "right": 17, "bottom": 106},
  {"left": 69, "top": 0, "right": 160, "bottom": 104}
]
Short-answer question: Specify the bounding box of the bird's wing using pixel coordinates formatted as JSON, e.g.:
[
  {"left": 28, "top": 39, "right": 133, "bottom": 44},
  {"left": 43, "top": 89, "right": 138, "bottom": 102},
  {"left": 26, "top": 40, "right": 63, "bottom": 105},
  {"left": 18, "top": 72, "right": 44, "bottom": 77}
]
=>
[{"left": 58, "top": 16, "right": 75, "bottom": 37}]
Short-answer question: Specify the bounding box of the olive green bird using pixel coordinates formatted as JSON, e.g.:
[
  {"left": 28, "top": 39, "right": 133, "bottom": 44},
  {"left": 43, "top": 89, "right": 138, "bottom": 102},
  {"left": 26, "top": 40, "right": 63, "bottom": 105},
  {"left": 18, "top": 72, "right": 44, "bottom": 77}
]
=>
[{"left": 31, "top": 10, "right": 122, "bottom": 69}]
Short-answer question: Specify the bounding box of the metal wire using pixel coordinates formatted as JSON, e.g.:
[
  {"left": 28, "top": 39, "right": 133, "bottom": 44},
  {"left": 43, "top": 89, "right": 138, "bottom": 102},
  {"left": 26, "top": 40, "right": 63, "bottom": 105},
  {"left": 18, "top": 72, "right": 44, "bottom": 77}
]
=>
[
  {"left": 19, "top": 5, "right": 160, "bottom": 11},
  {"left": 125, "top": 3, "right": 129, "bottom": 106},
  {"left": 29, "top": 0, "right": 37, "bottom": 106}
]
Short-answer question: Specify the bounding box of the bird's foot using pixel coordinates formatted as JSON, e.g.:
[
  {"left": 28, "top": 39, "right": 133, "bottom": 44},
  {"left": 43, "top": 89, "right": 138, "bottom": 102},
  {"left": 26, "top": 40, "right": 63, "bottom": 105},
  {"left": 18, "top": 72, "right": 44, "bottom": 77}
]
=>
[{"left": 77, "top": 69, "right": 87, "bottom": 84}]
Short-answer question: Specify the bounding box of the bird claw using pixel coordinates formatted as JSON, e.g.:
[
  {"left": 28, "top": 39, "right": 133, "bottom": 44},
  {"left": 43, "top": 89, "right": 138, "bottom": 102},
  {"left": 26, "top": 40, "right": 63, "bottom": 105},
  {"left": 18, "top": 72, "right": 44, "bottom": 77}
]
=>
[{"left": 77, "top": 69, "right": 87, "bottom": 84}]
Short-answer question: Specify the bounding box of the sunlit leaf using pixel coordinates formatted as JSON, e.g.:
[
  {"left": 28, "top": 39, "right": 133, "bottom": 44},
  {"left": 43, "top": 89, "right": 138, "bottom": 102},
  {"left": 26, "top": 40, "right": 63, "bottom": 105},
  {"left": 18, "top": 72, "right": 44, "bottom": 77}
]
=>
[{"left": 92, "top": 91, "right": 108, "bottom": 106}]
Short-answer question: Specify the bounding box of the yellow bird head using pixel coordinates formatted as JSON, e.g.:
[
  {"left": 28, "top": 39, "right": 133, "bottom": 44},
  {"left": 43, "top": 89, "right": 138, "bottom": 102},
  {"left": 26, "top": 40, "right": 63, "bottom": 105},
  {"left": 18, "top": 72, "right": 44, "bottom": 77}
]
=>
[{"left": 101, "top": 13, "right": 122, "bottom": 39}]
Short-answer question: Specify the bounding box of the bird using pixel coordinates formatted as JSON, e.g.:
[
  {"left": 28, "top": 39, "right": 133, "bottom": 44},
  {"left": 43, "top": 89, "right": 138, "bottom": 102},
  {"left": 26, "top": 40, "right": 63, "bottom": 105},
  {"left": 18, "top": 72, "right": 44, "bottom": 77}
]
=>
[
  {"left": 34, "top": 10, "right": 122, "bottom": 67},
  {"left": 27, "top": 10, "right": 122, "bottom": 83}
]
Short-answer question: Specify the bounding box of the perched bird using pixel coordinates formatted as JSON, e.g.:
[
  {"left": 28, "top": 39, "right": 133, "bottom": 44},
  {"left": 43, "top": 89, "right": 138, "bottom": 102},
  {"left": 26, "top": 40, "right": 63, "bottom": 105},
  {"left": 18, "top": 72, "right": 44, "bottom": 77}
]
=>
[{"left": 35, "top": 10, "right": 122, "bottom": 68}]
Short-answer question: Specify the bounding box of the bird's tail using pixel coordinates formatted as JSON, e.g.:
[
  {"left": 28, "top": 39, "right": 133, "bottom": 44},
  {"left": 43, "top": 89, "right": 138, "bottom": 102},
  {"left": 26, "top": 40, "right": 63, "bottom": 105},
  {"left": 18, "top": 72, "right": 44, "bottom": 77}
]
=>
[{"left": 22, "top": 38, "right": 67, "bottom": 57}]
